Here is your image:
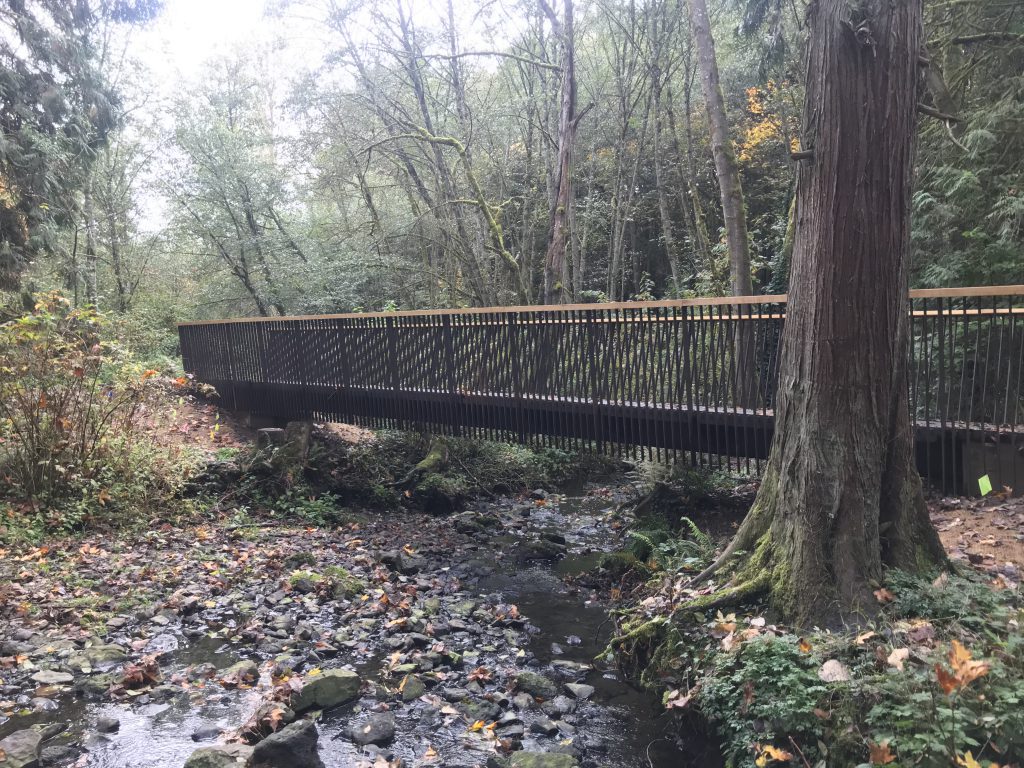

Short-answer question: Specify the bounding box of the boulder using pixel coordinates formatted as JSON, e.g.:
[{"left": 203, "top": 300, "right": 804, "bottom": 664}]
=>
[
  {"left": 349, "top": 713, "right": 395, "bottom": 746},
  {"left": 182, "top": 744, "right": 252, "bottom": 768},
  {"left": 0, "top": 729, "right": 42, "bottom": 768},
  {"left": 291, "top": 669, "right": 360, "bottom": 714},
  {"left": 509, "top": 754, "right": 579, "bottom": 768},
  {"left": 250, "top": 720, "right": 324, "bottom": 768},
  {"left": 29, "top": 670, "right": 73, "bottom": 685},
  {"left": 514, "top": 672, "right": 559, "bottom": 699}
]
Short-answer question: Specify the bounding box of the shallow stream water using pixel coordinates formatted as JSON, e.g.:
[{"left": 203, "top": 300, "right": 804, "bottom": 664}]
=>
[{"left": 1, "top": 491, "right": 690, "bottom": 767}]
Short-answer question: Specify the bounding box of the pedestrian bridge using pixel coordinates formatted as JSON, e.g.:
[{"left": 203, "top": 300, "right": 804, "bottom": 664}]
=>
[{"left": 178, "top": 286, "right": 1024, "bottom": 495}]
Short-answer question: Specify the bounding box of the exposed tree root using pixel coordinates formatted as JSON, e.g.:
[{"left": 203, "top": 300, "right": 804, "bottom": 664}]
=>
[
  {"left": 675, "top": 572, "right": 771, "bottom": 614},
  {"left": 607, "top": 615, "right": 669, "bottom": 651},
  {"left": 393, "top": 436, "right": 449, "bottom": 489},
  {"left": 691, "top": 471, "right": 776, "bottom": 585}
]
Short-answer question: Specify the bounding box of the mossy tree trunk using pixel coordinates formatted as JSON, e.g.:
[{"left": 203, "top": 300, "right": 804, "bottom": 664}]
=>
[{"left": 695, "top": 0, "right": 946, "bottom": 627}]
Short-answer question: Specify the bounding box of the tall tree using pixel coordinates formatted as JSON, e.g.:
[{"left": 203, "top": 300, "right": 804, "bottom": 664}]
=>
[
  {"left": 0, "top": 0, "right": 160, "bottom": 294},
  {"left": 541, "top": 0, "right": 579, "bottom": 305},
  {"left": 685, "top": 0, "right": 753, "bottom": 296},
  {"left": 693, "top": 0, "right": 945, "bottom": 624}
]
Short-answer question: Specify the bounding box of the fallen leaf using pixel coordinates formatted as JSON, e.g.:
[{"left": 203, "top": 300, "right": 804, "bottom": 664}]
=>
[
  {"left": 887, "top": 648, "right": 910, "bottom": 671},
  {"left": 818, "top": 659, "right": 851, "bottom": 682},
  {"left": 873, "top": 588, "right": 895, "bottom": 604},
  {"left": 869, "top": 739, "right": 897, "bottom": 765},
  {"left": 755, "top": 744, "right": 794, "bottom": 766},
  {"left": 936, "top": 640, "right": 989, "bottom": 694}
]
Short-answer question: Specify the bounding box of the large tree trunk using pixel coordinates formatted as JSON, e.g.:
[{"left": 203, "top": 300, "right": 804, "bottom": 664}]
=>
[{"left": 694, "top": 0, "right": 945, "bottom": 627}]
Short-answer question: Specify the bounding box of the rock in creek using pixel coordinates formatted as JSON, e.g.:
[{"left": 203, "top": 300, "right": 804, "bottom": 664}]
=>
[
  {"left": 401, "top": 674, "right": 426, "bottom": 701},
  {"left": 291, "top": 669, "right": 361, "bottom": 714},
  {"left": 349, "top": 712, "right": 396, "bottom": 746},
  {"left": 250, "top": 720, "right": 324, "bottom": 768},
  {"left": 508, "top": 753, "right": 580, "bottom": 768},
  {"left": 182, "top": 744, "right": 253, "bottom": 768},
  {"left": 514, "top": 671, "right": 559, "bottom": 699},
  {"left": 564, "top": 683, "right": 594, "bottom": 700},
  {"left": 0, "top": 729, "right": 42, "bottom": 768},
  {"left": 29, "top": 670, "right": 73, "bottom": 685}
]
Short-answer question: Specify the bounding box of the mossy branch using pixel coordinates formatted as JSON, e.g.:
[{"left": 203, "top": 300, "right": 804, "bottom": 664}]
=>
[{"left": 392, "top": 127, "right": 528, "bottom": 302}]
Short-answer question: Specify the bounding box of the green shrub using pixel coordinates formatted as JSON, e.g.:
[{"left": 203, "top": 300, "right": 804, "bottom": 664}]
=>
[
  {"left": 700, "top": 635, "right": 830, "bottom": 766},
  {"left": 0, "top": 293, "right": 199, "bottom": 536},
  {"left": 618, "top": 569, "right": 1024, "bottom": 768},
  {"left": 0, "top": 294, "right": 147, "bottom": 495}
]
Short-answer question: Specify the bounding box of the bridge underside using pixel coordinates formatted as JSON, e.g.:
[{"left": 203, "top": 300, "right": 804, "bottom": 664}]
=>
[{"left": 213, "top": 380, "right": 1021, "bottom": 495}]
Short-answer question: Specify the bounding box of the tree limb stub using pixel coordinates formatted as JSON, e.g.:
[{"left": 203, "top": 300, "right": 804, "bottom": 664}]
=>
[{"left": 917, "top": 103, "right": 962, "bottom": 122}]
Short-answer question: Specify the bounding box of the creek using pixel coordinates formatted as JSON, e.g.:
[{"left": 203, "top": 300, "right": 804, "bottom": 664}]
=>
[{"left": 0, "top": 488, "right": 692, "bottom": 767}]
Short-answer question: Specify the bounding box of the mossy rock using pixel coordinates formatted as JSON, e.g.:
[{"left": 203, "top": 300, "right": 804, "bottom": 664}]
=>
[
  {"left": 324, "top": 566, "right": 365, "bottom": 598},
  {"left": 291, "top": 668, "right": 361, "bottom": 713},
  {"left": 509, "top": 754, "right": 580, "bottom": 768},
  {"left": 514, "top": 671, "right": 559, "bottom": 699},
  {"left": 284, "top": 552, "right": 316, "bottom": 569},
  {"left": 597, "top": 551, "right": 639, "bottom": 578}
]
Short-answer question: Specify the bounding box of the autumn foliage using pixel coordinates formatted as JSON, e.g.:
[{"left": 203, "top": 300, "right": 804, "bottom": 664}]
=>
[{"left": 0, "top": 293, "right": 188, "bottom": 532}]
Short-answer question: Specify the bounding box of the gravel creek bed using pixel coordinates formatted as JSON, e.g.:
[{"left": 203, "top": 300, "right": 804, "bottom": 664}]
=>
[{"left": 0, "top": 487, "right": 690, "bottom": 768}]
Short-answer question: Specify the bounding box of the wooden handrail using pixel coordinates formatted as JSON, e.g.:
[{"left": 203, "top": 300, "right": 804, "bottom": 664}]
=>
[{"left": 177, "top": 285, "right": 1024, "bottom": 326}]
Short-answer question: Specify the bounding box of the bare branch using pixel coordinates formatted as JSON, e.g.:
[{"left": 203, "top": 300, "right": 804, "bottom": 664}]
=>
[{"left": 423, "top": 50, "right": 561, "bottom": 72}]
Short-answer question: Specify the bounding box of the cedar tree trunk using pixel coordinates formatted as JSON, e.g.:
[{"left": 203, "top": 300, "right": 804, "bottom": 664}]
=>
[{"left": 695, "top": 0, "right": 946, "bottom": 626}]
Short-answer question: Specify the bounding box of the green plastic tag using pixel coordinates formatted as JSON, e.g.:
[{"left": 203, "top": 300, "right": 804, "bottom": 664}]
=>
[{"left": 978, "top": 474, "right": 993, "bottom": 496}]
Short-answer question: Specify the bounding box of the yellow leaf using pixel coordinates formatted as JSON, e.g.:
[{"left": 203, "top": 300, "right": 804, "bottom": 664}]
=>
[
  {"left": 755, "top": 744, "right": 794, "bottom": 766},
  {"left": 307, "top": 668, "right": 322, "bottom": 677},
  {"left": 957, "top": 752, "right": 988, "bottom": 768},
  {"left": 468, "top": 720, "right": 485, "bottom": 732}
]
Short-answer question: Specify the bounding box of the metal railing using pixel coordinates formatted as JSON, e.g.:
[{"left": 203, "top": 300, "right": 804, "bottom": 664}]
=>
[{"left": 178, "top": 286, "right": 1024, "bottom": 493}]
